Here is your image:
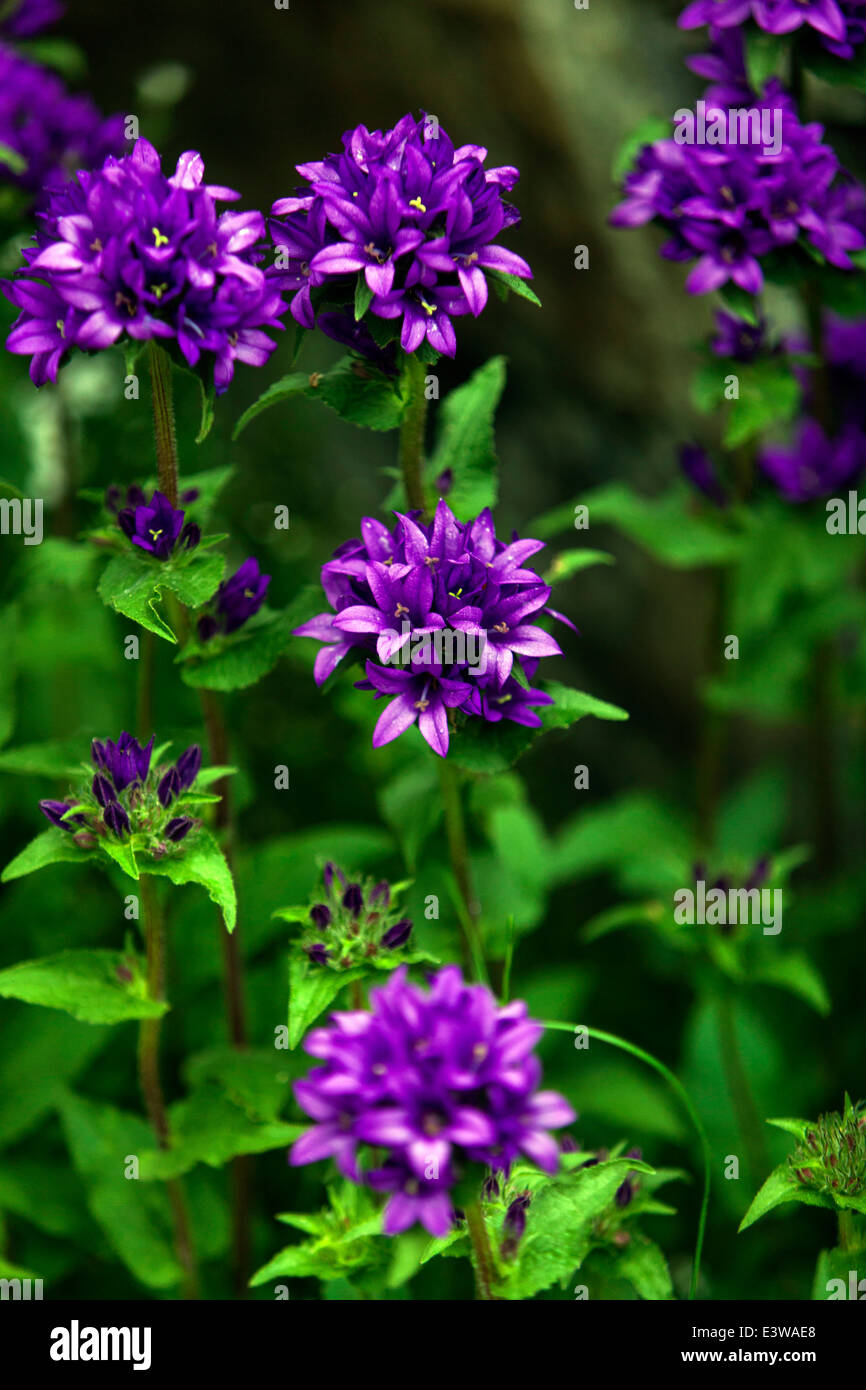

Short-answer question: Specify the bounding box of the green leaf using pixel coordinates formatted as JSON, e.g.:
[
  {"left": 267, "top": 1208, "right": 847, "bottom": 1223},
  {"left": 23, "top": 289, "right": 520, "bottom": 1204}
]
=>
[
  {"left": 143, "top": 829, "right": 236, "bottom": 931},
  {"left": 739, "top": 1163, "right": 834, "bottom": 1232},
  {"left": 58, "top": 1092, "right": 184, "bottom": 1289},
  {"left": 0, "top": 142, "right": 27, "bottom": 176},
  {"left": 17, "top": 37, "right": 88, "bottom": 80},
  {"left": 766, "top": 1117, "right": 811, "bottom": 1141},
  {"left": 354, "top": 274, "right": 374, "bottom": 320},
  {"left": 288, "top": 955, "right": 365, "bottom": 1049},
  {"left": 195, "top": 374, "right": 215, "bottom": 444},
  {"left": 543, "top": 549, "right": 615, "bottom": 584},
  {"left": 0, "top": 1010, "right": 111, "bottom": 1150},
  {"left": 426, "top": 355, "right": 506, "bottom": 519},
  {"left": 97, "top": 549, "right": 224, "bottom": 643},
  {"left": 100, "top": 835, "right": 139, "bottom": 881},
  {"left": 2, "top": 829, "right": 94, "bottom": 884},
  {"left": 232, "top": 372, "right": 313, "bottom": 439},
  {"left": 753, "top": 951, "right": 831, "bottom": 1015},
  {"left": 614, "top": 1234, "right": 675, "bottom": 1300},
  {"left": 0, "top": 949, "right": 165, "bottom": 1025},
  {"left": 138, "top": 1049, "right": 304, "bottom": 1180},
  {"left": 744, "top": 30, "right": 788, "bottom": 92},
  {"left": 0, "top": 738, "right": 87, "bottom": 779},
  {"left": 576, "top": 482, "right": 745, "bottom": 568},
  {"left": 179, "top": 610, "right": 292, "bottom": 691},
  {"left": 692, "top": 356, "right": 801, "bottom": 448},
  {"left": 485, "top": 268, "right": 542, "bottom": 307},
  {"left": 450, "top": 680, "right": 628, "bottom": 774},
  {"left": 611, "top": 117, "right": 671, "bottom": 182},
  {"left": 232, "top": 356, "right": 405, "bottom": 439}
]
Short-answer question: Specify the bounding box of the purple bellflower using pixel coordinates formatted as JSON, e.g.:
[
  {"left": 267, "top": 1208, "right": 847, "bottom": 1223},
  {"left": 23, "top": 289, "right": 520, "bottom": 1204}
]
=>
[
  {"left": 290, "top": 964, "right": 575, "bottom": 1236},
  {"left": 268, "top": 113, "right": 532, "bottom": 358},
  {"left": 293, "top": 499, "right": 571, "bottom": 757},
  {"left": 679, "top": 1, "right": 866, "bottom": 57},
  {"left": 3, "top": 137, "right": 286, "bottom": 390},
  {"left": 0, "top": 0, "right": 64, "bottom": 36},
  {"left": 116, "top": 489, "right": 200, "bottom": 560},
  {"left": 197, "top": 556, "right": 270, "bottom": 640}
]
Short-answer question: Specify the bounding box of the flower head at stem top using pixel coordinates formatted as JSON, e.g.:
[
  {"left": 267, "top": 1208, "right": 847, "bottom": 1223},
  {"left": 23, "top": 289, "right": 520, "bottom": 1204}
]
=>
[
  {"left": 290, "top": 964, "right": 575, "bottom": 1236},
  {"left": 116, "top": 489, "right": 200, "bottom": 560}
]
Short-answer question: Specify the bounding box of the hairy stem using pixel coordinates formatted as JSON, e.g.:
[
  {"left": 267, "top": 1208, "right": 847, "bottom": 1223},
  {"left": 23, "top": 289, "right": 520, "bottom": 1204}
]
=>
[
  {"left": 138, "top": 876, "right": 199, "bottom": 1299},
  {"left": 465, "top": 1200, "right": 497, "bottom": 1301},
  {"left": 543, "top": 1019, "right": 712, "bottom": 1301},
  {"left": 438, "top": 759, "right": 485, "bottom": 978},
  {"left": 398, "top": 351, "right": 429, "bottom": 514},
  {"left": 147, "top": 340, "right": 179, "bottom": 507}
]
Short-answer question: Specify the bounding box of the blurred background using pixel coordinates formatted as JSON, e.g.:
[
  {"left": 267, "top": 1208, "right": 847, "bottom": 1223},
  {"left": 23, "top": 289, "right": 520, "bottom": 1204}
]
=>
[{"left": 0, "top": 0, "right": 864, "bottom": 1300}]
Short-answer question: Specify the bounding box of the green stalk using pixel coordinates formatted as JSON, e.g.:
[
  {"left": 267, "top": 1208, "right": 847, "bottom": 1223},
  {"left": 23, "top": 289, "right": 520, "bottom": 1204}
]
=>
[
  {"left": 438, "top": 759, "right": 486, "bottom": 980},
  {"left": 543, "top": 1019, "right": 712, "bottom": 1301},
  {"left": 398, "top": 351, "right": 429, "bottom": 514},
  {"left": 838, "top": 1210, "right": 858, "bottom": 1254},
  {"left": 146, "top": 340, "right": 179, "bottom": 506},
  {"left": 716, "top": 991, "right": 769, "bottom": 1186},
  {"left": 465, "top": 1200, "right": 497, "bottom": 1301},
  {"left": 138, "top": 876, "right": 199, "bottom": 1299}
]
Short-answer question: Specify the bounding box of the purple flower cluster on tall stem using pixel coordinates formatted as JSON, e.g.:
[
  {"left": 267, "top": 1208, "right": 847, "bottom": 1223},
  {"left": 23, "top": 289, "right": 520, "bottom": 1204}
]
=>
[
  {"left": 611, "top": 93, "right": 866, "bottom": 294},
  {"left": 2, "top": 137, "right": 287, "bottom": 389},
  {"left": 0, "top": 45, "right": 124, "bottom": 205},
  {"left": 290, "top": 965, "right": 575, "bottom": 1236},
  {"left": 268, "top": 113, "right": 532, "bottom": 358},
  {"left": 40, "top": 732, "right": 202, "bottom": 847},
  {"left": 293, "top": 499, "right": 572, "bottom": 757}
]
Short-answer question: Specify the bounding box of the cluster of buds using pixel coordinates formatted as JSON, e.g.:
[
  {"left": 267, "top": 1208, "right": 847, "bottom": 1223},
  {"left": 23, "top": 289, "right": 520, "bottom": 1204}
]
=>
[
  {"left": 790, "top": 1098, "right": 866, "bottom": 1200},
  {"left": 40, "top": 731, "right": 204, "bottom": 853},
  {"left": 298, "top": 864, "right": 413, "bottom": 968}
]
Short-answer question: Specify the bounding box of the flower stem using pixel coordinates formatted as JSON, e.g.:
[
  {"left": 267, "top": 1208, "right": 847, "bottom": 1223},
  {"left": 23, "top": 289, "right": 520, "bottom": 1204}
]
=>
[
  {"left": 465, "top": 1200, "right": 497, "bottom": 1301},
  {"left": 198, "top": 684, "right": 251, "bottom": 1297},
  {"left": 438, "top": 759, "right": 485, "bottom": 979},
  {"left": 147, "top": 339, "right": 179, "bottom": 507},
  {"left": 543, "top": 1019, "right": 712, "bottom": 1301},
  {"left": 398, "top": 351, "right": 429, "bottom": 515},
  {"left": 717, "top": 991, "right": 769, "bottom": 1186},
  {"left": 138, "top": 875, "right": 199, "bottom": 1299},
  {"left": 838, "top": 1210, "right": 858, "bottom": 1254}
]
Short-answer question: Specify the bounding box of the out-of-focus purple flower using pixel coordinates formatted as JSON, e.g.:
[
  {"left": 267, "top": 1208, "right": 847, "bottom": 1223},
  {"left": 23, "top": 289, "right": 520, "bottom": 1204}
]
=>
[
  {"left": 760, "top": 417, "right": 866, "bottom": 500},
  {"left": 290, "top": 965, "right": 575, "bottom": 1236},
  {"left": 269, "top": 113, "right": 532, "bottom": 359},
  {"left": 293, "top": 499, "right": 569, "bottom": 758},
  {"left": 0, "top": 45, "right": 124, "bottom": 206},
  {"left": 680, "top": 443, "right": 730, "bottom": 507},
  {"left": 0, "top": 1, "right": 64, "bottom": 37},
  {"left": 3, "top": 137, "right": 286, "bottom": 390},
  {"left": 711, "top": 309, "right": 768, "bottom": 362},
  {"left": 197, "top": 557, "right": 270, "bottom": 640},
  {"left": 681, "top": 1, "right": 866, "bottom": 59},
  {"left": 611, "top": 93, "right": 866, "bottom": 295},
  {"left": 117, "top": 489, "right": 199, "bottom": 561}
]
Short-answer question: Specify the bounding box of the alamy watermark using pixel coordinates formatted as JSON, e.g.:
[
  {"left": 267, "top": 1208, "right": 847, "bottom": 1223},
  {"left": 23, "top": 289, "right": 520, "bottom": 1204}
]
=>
[
  {"left": 379, "top": 622, "right": 489, "bottom": 675},
  {"left": 0, "top": 496, "right": 43, "bottom": 545},
  {"left": 674, "top": 880, "right": 782, "bottom": 935},
  {"left": 674, "top": 101, "right": 782, "bottom": 159}
]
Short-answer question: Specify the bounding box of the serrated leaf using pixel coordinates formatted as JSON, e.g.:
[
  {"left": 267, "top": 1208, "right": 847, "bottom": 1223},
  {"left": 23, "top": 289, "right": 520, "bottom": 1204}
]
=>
[
  {"left": 739, "top": 1162, "right": 834, "bottom": 1232},
  {"left": 288, "top": 955, "right": 365, "bottom": 1049},
  {"left": 2, "top": 828, "right": 94, "bottom": 883},
  {"left": 0, "top": 949, "right": 165, "bottom": 1025},
  {"left": 485, "top": 268, "right": 542, "bottom": 307},
  {"left": 179, "top": 610, "right": 291, "bottom": 691},
  {"left": 450, "top": 680, "right": 628, "bottom": 774},
  {"left": 614, "top": 1234, "right": 675, "bottom": 1300},
  {"left": 143, "top": 829, "right": 236, "bottom": 931},
  {"left": 97, "top": 549, "right": 225, "bottom": 643},
  {"left": 426, "top": 355, "right": 506, "bottom": 519}
]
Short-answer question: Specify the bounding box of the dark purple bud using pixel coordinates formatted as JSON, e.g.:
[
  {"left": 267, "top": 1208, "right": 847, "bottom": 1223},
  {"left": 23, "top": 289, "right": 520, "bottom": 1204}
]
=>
[
  {"left": 560, "top": 1134, "right": 579, "bottom": 1153},
  {"left": 117, "top": 508, "right": 136, "bottom": 539},
  {"left": 40, "top": 799, "right": 76, "bottom": 831},
  {"left": 180, "top": 522, "right": 201, "bottom": 551},
  {"left": 165, "top": 816, "right": 195, "bottom": 842},
  {"left": 369, "top": 880, "right": 390, "bottom": 908},
  {"left": 434, "top": 468, "right": 453, "bottom": 497},
  {"left": 310, "top": 903, "right": 331, "bottom": 929},
  {"left": 381, "top": 917, "right": 412, "bottom": 950},
  {"left": 116, "top": 963, "right": 134, "bottom": 983},
  {"left": 176, "top": 744, "right": 202, "bottom": 790},
  {"left": 91, "top": 738, "right": 107, "bottom": 770},
  {"left": 104, "top": 485, "right": 121, "bottom": 513},
  {"left": 745, "top": 857, "right": 770, "bottom": 891},
  {"left": 180, "top": 487, "right": 200, "bottom": 504},
  {"left": 197, "top": 614, "right": 219, "bottom": 642},
  {"left": 504, "top": 1192, "right": 530, "bottom": 1241},
  {"left": 626, "top": 1147, "right": 642, "bottom": 1161},
  {"left": 92, "top": 773, "right": 117, "bottom": 807},
  {"left": 342, "top": 883, "right": 363, "bottom": 916},
  {"left": 615, "top": 1179, "right": 634, "bottom": 1209},
  {"left": 482, "top": 1172, "right": 500, "bottom": 1202},
  {"left": 323, "top": 862, "right": 346, "bottom": 893},
  {"left": 103, "top": 801, "right": 130, "bottom": 838},
  {"left": 305, "top": 943, "right": 330, "bottom": 966},
  {"left": 158, "top": 767, "right": 180, "bottom": 808},
  {"left": 127, "top": 485, "right": 147, "bottom": 508}
]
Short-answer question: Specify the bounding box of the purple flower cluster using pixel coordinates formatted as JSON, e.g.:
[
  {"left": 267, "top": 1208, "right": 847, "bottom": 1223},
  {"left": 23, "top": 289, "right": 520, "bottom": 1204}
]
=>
[
  {"left": 117, "top": 489, "right": 200, "bottom": 560},
  {"left": 268, "top": 113, "right": 532, "bottom": 358},
  {"left": 197, "top": 557, "right": 270, "bottom": 640},
  {"left": 290, "top": 964, "right": 575, "bottom": 1236},
  {"left": 0, "top": 45, "right": 124, "bottom": 205},
  {"left": 40, "top": 732, "right": 201, "bottom": 846},
  {"left": 611, "top": 96, "right": 866, "bottom": 294},
  {"left": 3, "top": 137, "right": 286, "bottom": 390},
  {"left": 680, "top": 1, "right": 866, "bottom": 60},
  {"left": 294, "top": 863, "right": 413, "bottom": 968},
  {"left": 293, "top": 500, "right": 571, "bottom": 758}
]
